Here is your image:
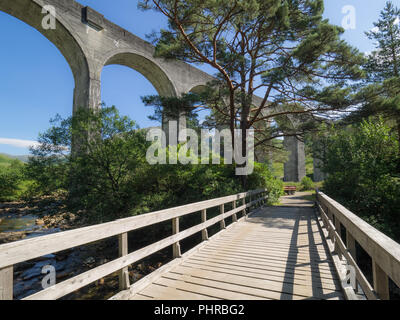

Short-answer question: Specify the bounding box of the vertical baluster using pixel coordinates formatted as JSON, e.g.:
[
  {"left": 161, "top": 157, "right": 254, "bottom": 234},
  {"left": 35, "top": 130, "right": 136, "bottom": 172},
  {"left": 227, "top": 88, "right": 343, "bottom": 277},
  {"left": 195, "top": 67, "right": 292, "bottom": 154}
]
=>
[
  {"left": 201, "top": 209, "right": 208, "bottom": 241},
  {"left": 118, "top": 233, "right": 130, "bottom": 290},
  {"left": 232, "top": 200, "right": 237, "bottom": 222},
  {"left": 220, "top": 204, "right": 226, "bottom": 229},
  {"left": 334, "top": 218, "right": 342, "bottom": 260},
  {"left": 346, "top": 230, "right": 359, "bottom": 292},
  {"left": 172, "top": 217, "right": 181, "bottom": 258}
]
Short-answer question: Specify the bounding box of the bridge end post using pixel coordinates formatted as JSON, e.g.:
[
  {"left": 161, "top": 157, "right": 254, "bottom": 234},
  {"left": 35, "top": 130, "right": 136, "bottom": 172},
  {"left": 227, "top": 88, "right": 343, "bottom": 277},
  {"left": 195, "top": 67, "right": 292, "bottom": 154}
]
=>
[
  {"left": 372, "top": 260, "right": 390, "bottom": 300},
  {"left": 0, "top": 266, "right": 13, "bottom": 300}
]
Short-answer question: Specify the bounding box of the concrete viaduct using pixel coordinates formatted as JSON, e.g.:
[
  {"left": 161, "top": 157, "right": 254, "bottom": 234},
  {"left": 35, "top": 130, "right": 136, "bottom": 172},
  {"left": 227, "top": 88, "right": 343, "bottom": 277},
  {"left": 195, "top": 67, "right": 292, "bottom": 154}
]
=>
[{"left": 0, "top": 0, "right": 322, "bottom": 182}]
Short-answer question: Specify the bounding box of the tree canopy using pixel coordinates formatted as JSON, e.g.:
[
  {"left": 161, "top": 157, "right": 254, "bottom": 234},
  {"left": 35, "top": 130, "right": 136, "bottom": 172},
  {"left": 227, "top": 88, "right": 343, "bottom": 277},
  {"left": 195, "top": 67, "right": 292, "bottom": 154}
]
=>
[{"left": 139, "top": 0, "right": 364, "bottom": 152}]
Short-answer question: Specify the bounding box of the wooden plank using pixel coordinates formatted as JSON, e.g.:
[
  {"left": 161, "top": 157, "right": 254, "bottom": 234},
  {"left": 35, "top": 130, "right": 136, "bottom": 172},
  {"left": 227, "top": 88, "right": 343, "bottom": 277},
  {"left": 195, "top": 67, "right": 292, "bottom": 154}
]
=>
[
  {"left": 163, "top": 271, "right": 300, "bottom": 300},
  {"left": 0, "top": 189, "right": 266, "bottom": 269},
  {"left": 139, "top": 283, "right": 219, "bottom": 300},
  {"left": 118, "top": 233, "right": 130, "bottom": 290},
  {"left": 202, "top": 245, "right": 335, "bottom": 268},
  {"left": 0, "top": 266, "right": 13, "bottom": 300},
  {"left": 154, "top": 276, "right": 265, "bottom": 300},
  {"left": 129, "top": 293, "right": 154, "bottom": 300},
  {"left": 191, "top": 253, "right": 340, "bottom": 284},
  {"left": 169, "top": 265, "right": 342, "bottom": 300},
  {"left": 194, "top": 250, "right": 338, "bottom": 279},
  {"left": 211, "top": 240, "right": 330, "bottom": 259},
  {"left": 197, "top": 249, "right": 335, "bottom": 274},
  {"left": 182, "top": 258, "right": 341, "bottom": 291}
]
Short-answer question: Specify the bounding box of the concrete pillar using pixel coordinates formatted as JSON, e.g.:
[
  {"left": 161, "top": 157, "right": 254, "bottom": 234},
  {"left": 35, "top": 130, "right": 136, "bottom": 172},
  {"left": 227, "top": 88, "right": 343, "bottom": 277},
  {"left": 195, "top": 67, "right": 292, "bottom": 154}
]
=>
[
  {"left": 73, "top": 75, "right": 101, "bottom": 113},
  {"left": 313, "top": 156, "right": 326, "bottom": 182},
  {"left": 283, "top": 136, "right": 306, "bottom": 182},
  {"left": 162, "top": 111, "right": 187, "bottom": 146}
]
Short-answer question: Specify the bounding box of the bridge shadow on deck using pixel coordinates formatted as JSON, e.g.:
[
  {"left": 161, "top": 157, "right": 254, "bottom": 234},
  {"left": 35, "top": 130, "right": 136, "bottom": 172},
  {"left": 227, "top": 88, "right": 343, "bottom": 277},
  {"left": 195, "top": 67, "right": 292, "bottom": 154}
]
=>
[{"left": 245, "top": 196, "right": 343, "bottom": 300}]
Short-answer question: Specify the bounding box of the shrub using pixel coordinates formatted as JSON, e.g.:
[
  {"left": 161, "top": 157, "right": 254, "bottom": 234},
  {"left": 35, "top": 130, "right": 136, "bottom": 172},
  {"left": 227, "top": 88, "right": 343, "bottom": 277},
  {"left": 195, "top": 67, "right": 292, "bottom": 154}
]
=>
[
  {"left": 0, "top": 160, "right": 24, "bottom": 201},
  {"left": 322, "top": 118, "right": 400, "bottom": 241},
  {"left": 301, "top": 176, "right": 314, "bottom": 191}
]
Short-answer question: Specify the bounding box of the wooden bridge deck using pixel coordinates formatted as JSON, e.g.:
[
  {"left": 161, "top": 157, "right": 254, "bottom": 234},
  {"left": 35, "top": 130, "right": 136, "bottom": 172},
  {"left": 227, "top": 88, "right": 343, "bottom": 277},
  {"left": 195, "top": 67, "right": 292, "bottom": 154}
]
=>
[{"left": 118, "top": 194, "right": 344, "bottom": 300}]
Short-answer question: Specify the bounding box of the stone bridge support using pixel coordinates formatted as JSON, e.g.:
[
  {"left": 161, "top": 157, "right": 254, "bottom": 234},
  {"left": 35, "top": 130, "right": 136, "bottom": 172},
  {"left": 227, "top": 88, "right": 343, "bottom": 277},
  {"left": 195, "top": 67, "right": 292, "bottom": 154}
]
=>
[{"left": 283, "top": 136, "right": 306, "bottom": 182}]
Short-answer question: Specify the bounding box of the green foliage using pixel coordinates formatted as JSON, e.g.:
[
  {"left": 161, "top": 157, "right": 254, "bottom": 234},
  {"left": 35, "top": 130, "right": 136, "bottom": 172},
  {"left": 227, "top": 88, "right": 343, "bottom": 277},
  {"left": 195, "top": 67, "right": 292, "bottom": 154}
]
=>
[
  {"left": 27, "top": 107, "right": 282, "bottom": 222},
  {"left": 247, "top": 162, "right": 283, "bottom": 205},
  {"left": 348, "top": 2, "right": 400, "bottom": 147},
  {"left": 141, "top": 93, "right": 203, "bottom": 131},
  {"left": 322, "top": 118, "right": 400, "bottom": 241},
  {"left": 300, "top": 176, "right": 314, "bottom": 191},
  {"left": 365, "top": 1, "right": 400, "bottom": 81},
  {"left": 0, "top": 159, "right": 25, "bottom": 201}
]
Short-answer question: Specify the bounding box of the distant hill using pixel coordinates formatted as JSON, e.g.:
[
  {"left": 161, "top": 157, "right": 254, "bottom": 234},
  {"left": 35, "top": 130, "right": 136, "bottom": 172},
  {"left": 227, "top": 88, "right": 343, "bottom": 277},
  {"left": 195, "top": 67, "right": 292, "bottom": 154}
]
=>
[{"left": 0, "top": 153, "right": 30, "bottom": 164}]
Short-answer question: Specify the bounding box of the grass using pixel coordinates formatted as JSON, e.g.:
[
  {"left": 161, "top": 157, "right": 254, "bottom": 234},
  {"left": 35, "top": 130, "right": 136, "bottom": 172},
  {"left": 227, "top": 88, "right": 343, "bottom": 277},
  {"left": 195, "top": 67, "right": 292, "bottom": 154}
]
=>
[{"left": 0, "top": 154, "right": 12, "bottom": 168}]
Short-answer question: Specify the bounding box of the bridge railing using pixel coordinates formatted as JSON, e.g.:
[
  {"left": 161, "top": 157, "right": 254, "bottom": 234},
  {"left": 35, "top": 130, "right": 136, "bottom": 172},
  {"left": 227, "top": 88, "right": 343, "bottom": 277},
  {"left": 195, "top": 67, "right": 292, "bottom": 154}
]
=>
[
  {"left": 0, "top": 189, "right": 268, "bottom": 300},
  {"left": 316, "top": 191, "right": 400, "bottom": 300}
]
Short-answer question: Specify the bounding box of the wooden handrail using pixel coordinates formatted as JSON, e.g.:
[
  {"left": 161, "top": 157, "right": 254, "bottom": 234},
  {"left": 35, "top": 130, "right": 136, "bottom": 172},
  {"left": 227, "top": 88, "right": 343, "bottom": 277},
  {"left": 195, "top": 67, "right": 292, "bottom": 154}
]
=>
[
  {"left": 0, "top": 189, "right": 267, "bottom": 300},
  {"left": 316, "top": 190, "right": 400, "bottom": 300}
]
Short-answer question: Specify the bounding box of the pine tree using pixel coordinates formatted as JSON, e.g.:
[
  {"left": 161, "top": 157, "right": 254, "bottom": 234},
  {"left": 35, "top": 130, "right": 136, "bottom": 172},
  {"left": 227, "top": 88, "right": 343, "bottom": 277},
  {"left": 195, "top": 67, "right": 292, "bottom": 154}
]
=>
[
  {"left": 365, "top": 1, "right": 400, "bottom": 81},
  {"left": 139, "top": 0, "right": 364, "bottom": 181},
  {"left": 349, "top": 1, "right": 400, "bottom": 164}
]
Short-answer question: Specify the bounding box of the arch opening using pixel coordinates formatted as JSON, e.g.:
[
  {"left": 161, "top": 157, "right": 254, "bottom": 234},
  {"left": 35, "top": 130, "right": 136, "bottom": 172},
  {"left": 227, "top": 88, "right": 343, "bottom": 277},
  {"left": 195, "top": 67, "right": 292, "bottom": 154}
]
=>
[
  {"left": 101, "top": 64, "right": 163, "bottom": 129},
  {"left": 0, "top": 3, "right": 82, "bottom": 155},
  {"left": 104, "top": 52, "right": 177, "bottom": 98},
  {"left": 0, "top": 0, "right": 89, "bottom": 88}
]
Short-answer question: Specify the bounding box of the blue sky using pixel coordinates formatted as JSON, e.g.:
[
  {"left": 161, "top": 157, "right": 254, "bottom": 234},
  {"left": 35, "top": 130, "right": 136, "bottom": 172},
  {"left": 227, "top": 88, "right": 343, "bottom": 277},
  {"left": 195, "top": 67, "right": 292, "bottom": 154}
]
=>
[{"left": 0, "top": 0, "right": 396, "bottom": 155}]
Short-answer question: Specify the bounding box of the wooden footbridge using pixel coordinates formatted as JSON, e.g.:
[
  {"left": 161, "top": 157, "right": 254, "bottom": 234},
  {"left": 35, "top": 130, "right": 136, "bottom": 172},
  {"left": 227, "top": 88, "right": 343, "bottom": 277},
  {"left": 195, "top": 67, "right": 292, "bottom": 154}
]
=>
[{"left": 1, "top": 189, "right": 400, "bottom": 300}]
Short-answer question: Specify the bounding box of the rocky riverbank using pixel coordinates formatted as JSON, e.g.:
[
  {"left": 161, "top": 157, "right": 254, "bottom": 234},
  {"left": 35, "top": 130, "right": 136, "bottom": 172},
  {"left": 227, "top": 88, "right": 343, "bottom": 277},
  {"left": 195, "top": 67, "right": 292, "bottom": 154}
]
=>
[{"left": 0, "top": 198, "right": 170, "bottom": 300}]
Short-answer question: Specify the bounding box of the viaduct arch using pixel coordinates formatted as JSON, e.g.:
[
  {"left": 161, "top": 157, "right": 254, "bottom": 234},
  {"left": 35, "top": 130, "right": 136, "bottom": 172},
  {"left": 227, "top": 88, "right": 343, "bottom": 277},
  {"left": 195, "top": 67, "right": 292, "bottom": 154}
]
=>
[{"left": 1, "top": 0, "right": 323, "bottom": 182}]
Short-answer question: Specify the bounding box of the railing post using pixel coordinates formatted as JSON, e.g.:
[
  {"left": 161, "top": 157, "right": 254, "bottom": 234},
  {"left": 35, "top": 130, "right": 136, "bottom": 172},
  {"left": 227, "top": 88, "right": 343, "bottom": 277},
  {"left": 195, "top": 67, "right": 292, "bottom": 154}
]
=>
[
  {"left": 220, "top": 204, "right": 226, "bottom": 229},
  {"left": 201, "top": 209, "right": 208, "bottom": 241},
  {"left": 334, "top": 218, "right": 342, "bottom": 260},
  {"left": 118, "top": 233, "right": 130, "bottom": 291},
  {"left": 346, "top": 230, "right": 360, "bottom": 292},
  {"left": 172, "top": 217, "right": 181, "bottom": 258},
  {"left": 232, "top": 200, "right": 237, "bottom": 222},
  {"left": 0, "top": 266, "right": 13, "bottom": 300},
  {"left": 372, "top": 260, "right": 390, "bottom": 300},
  {"left": 346, "top": 230, "right": 356, "bottom": 260},
  {"left": 249, "top": 194, "right": 252, "bottom": 211},
  {"left": 242, "top": 197, "right": 246, "bottom": 217}
]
